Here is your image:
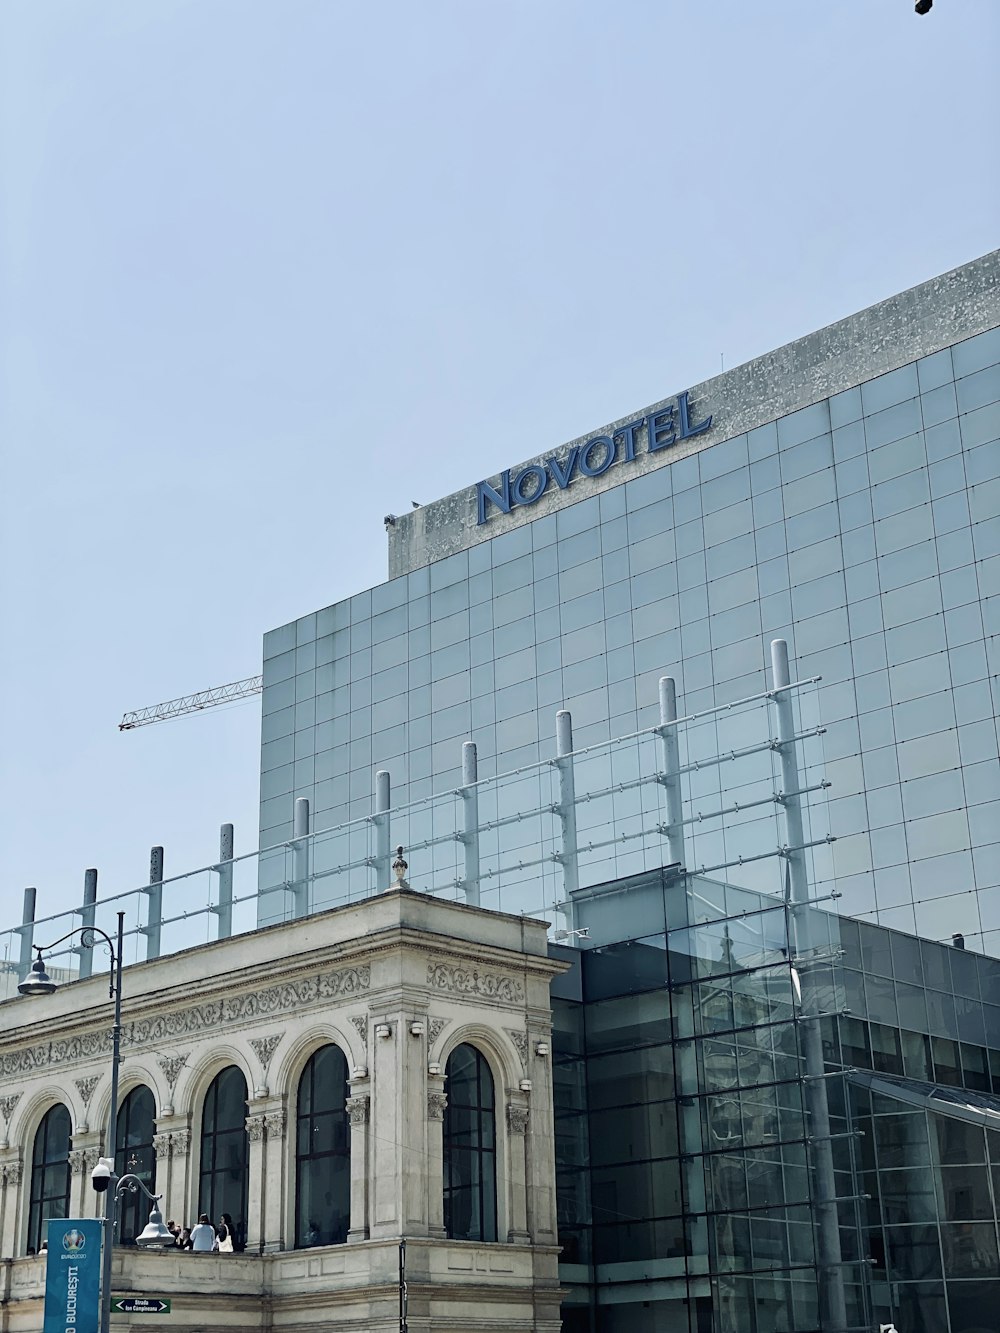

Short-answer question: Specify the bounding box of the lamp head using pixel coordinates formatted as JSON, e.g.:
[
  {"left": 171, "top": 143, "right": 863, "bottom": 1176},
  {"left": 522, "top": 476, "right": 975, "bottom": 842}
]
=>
[
  {"left": 18, "top": 954, "right": 57, "bottom": 997},
  {"left": 135, "top": 1202, "right": 175, "bottom": 1249}
]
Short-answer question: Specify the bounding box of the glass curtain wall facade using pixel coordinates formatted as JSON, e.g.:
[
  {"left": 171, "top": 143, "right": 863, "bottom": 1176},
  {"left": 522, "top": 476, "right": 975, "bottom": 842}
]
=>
[
  {"left": 260, "top": 319, "right": 1000, "bottom": 951},
  {"left": 552, "top": 869, "right": 1000, "bottom": 1333}
]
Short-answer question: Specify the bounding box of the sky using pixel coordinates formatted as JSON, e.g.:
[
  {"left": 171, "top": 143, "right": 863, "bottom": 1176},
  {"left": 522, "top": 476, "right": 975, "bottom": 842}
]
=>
[{"left": 1, "top": 1, "right": 998, "bottom": 944}]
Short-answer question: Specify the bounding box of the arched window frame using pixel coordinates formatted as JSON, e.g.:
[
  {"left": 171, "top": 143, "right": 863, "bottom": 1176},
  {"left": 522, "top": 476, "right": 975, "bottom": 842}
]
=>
[
  {"left": 28, "top": 1103, "right": 72, "bottom": 1255},
  {"left": 443, "top": 1043, "right": 498, "bottom": 1243},
  {"left": 114, "top": 1085, "right": 157, "bottom": 1245},
  {"left": 198, "top": 1066, "right": 249, "bottom": 1250},
  {"left": 294, "top": 1043, "right": 351, "bottom": 1248}
]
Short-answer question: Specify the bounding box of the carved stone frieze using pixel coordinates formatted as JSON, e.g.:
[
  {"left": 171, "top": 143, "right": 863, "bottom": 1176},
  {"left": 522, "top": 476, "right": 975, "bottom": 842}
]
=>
[
  {"left": 346, "top": 1095, "right": 370, "bottom": 1126},
  {"left": 0, "top": 1092, "right": 22, "bottom": 1123},
  {"left": 249, "top": 1034, "right": 282, "bottom": 1078},
  {"left": 348, "top": 1015, "right": 368, "bottom": 1050},
  {"left": 427, "top": 1092, "right": 448, "bottom": 1122},
  {"left": 426, "top": 962, "right": 524, "bottom": 1005},
  {"left": 507, "top": 1105, "right": 530, "bottom": 1135},
  {"left": 156, "top": 1054, "right": 188, "bottom": 1092},
  {"left": 504, "top": 1028, "right": 528, "bottom": 1066},
  {"left": 0, "top": 964, "right": 370, "bottom": 1078}
]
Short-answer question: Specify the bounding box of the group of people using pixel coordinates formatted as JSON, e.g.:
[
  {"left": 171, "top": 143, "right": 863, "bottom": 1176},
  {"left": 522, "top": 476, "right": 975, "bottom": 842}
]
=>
[{"left": 167, "top": 1213, "right": 238, "bottom": 1253}]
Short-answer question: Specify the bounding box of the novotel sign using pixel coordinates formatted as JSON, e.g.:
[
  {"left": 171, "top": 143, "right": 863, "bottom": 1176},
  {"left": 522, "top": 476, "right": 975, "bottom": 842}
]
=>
[{"left": 476, "top": 390, "right": 712, "bottom": 525}]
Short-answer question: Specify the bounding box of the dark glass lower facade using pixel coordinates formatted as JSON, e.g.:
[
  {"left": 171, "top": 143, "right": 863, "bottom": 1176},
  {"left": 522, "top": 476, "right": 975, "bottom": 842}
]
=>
[{"left": 552, "top": 867, "right": 1000, "bottom": 1333}]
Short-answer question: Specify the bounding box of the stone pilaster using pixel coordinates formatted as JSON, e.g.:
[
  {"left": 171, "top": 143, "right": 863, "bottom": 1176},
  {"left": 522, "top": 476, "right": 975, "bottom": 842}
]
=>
[
  {"left": 505, "top": 1100, "right": 530, "bottom": 1243},
  {"left": 425, "top": 1079, "right": 447, "bottom": 1238},
  {"left": 346, "top": 1082, "right": 370, "bottom": 1242},
  {"left": 369, "top": 1008, "right": 430, "bottom": 1240},
  {"left": 525, "top": 1021, "right": 558, "bottom": 1243},
  {"left": 0, "top": 1154, "right": 23, "bottom": 1259},
  {"left": 246, "top": 1096, "right": 287, "bottom": 1253},
  {"left": 152, "top": 1116, "right": 191, "bottom": 1232},
  {"left": 68, "top": 1135, "right": 103, "bottom": 1218}
]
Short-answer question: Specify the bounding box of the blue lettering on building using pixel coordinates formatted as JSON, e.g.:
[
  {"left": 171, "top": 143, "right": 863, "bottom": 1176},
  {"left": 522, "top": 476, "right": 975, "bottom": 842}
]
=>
[{"left": 475, "top": 390, "right": 712, "bottom": 524}]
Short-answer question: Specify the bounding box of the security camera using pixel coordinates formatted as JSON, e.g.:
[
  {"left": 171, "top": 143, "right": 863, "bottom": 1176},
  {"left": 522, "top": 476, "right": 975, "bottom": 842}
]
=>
[{"left": 91, "top": 1157, "right": 114, "bottom": 1193}]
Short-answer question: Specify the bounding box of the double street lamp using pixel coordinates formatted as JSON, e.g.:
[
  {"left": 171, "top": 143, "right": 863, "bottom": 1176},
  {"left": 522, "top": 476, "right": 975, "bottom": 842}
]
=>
[{"left": 18, "top": 911, "right": 174, "bottom": 1333}]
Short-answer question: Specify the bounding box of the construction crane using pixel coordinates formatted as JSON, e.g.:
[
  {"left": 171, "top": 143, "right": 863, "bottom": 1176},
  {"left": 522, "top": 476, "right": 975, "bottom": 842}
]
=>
[{"left": 119, "top": 675, "right": 263, "bottom": 730}]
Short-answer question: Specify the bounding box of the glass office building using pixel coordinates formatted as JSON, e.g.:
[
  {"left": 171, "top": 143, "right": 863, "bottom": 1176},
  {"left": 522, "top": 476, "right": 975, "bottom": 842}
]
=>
[
  {"left": 259, "top": 251, "right": 1000, "bottom": 952},
  {"left": 252, "top": 251, "right": 1000, "bottom": 1331},
  {"left": 552, "top": 868, "right": 1000, "bottom": 1333}
]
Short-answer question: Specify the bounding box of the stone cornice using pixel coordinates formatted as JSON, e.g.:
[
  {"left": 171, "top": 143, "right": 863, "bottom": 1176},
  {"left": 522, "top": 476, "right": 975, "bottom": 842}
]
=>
[{"left": 0, "top": 919, "right": 564, "bottom": 1051}]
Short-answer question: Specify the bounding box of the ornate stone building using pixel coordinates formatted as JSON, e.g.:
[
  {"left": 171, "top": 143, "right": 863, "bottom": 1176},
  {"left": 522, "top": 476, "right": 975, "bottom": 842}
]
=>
[{"left": 0, "top": 889, "right": 566, "bottom": 1331}]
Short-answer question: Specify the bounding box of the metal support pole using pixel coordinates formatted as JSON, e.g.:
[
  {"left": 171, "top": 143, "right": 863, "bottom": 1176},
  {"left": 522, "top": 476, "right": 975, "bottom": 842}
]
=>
[
  {"left": 374, "top": 771, "right": 392, "bottom": 891},
  {"left": 217, "top": 824, "right": 234, "bottom": 940},
  {"left": 99, "top": 911, "right": 125, "bottom": 1333},
  {"left": 77, "top": 870, "right": 98, "bottom": 980},
  {"left": 142, "top": 847, "right": 163, "bottom": 961},
  {"left": 16, "top": 888, "right": 36, "bottom": 977},
  {"left": 555, "top": 711, "right": 579, "bottom": 930},
  {"left": 658, "top": 677, "right": 687, "bottom": 870},
  {"left": 398, "top": 1236, "right": 408, "bottom": 1332},
  {"left": 770, "top": 638, "right": 846, "bottom": 1333},
  {"left": 461, "top": 741, "right": 481, "bottom": 907},
  {"left": 292, "top": 798, "right": 310, "bottom": 919}
]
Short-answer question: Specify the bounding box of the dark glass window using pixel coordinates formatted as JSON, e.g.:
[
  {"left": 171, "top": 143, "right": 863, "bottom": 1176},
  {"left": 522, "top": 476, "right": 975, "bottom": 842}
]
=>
[
  {"left": 444, "top": 1044, "right": 497, "bottom": 1242},
  {"left": 295, "top": 1044, "right": 350, "bottom": 1247},
  {"left": 199, "top": 1067, "right": 248, "bottom": 1249},
  {"left": 115, "top": 1086, "right": 156, "bottom": 1245},
  {"left": 28, "top": 1104, "right": 71, "bottom": 1254}
]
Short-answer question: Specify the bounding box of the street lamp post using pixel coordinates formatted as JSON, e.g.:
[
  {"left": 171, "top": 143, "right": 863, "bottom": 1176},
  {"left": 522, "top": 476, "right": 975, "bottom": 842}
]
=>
[
  {"left": 110, "top": 1174, "right": 174, "bottom": 1248},
  {"left": 18, "top": 911, "right": 127, "bottom": 1333}
]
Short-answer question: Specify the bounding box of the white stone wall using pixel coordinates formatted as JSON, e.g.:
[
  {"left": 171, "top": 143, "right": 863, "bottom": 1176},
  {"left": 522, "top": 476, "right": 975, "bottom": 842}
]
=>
[{"left": 0, "top": 890, "right": 568, "bottom": 1331}]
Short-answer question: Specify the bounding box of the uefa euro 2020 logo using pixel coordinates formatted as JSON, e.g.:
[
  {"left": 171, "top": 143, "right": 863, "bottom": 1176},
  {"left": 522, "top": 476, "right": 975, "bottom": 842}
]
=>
[{"left": 62, "top": 1229, "right": 86, "bottom": 1253}]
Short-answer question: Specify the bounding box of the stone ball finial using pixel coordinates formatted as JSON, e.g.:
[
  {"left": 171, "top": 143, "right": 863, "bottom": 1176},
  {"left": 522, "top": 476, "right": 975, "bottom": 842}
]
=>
[{"left": 392, "top": 845, "right": 409, "bottom": 890}]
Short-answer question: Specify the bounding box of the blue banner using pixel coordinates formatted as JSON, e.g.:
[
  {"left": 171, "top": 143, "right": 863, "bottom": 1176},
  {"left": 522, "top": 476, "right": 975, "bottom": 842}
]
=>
[{"left": 43, "top": 1218, "right": 102, "bottom": 1333}]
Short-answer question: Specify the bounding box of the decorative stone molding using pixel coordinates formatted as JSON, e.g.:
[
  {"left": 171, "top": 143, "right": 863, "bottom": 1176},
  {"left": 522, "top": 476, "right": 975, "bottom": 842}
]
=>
[
  {"left": 68, "top": 1149, "right": 89, "bottom": 1175},
  {"left": 156, "top": 1054, "right": 188, "bottom": 1094},
  {"left": 426, "top": 961, "right": 524, "bottom": 1005},
  {"left": 74, "top": 1074, "right": 101, "bottom": 1110},
  {"left": 427, "top": 1017, "right": 450, "bottom": 1048},
  {"left": 250, "top": 1034, "right": 282, "bottom": 1080},
  {"left": 246, "top": 1115, "right": 267, "bottom": 1143},
  {"left": 153, "top": 1129, "right": 190, "bottom": 1160},
  {"left": 1, "top": 1160, "right": 23, "bottom": 1186},
  {"left": 427, "top": 1092, "right": 448, "bottom": 1122},
  {"left": 506, "top": 1105, "right": 530, "bottom": 1135},
  {"left": 504, "top": 1028, "right": 528, "bottom": 1066},
  {"left": 0, "top": 1092, "right": 22, "bottom": 1123},
  {"left": 346, "top": 1095, "right": 370, "bottom": 1126},
  {"left": 348, "top": 1014, "right": 368, "bottom": 1050},
  {"left": 264, "top": 1111, "right": 286, "bottom": 1140},
  {"left": 0, "top": 964, "right": 371, "bottom": 1078}
]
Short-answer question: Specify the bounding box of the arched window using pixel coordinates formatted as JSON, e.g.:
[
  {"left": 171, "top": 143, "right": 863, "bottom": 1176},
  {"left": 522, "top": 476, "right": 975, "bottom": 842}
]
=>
[
  {"left": 443, "top": 1044, "right": 497, "bottom": 1242},
  {"left": 295, "top": 1044, "right": 350, "bottom": 1247},
  {"left": 28, "top": 1104, "right": 71, "bottom": 1254},
  {"left": 115, "top": 1086, "right": 156, "bottom": 1245},
  {"left": 199, "top": 1067, "right": 248, "bottom": 1250}
]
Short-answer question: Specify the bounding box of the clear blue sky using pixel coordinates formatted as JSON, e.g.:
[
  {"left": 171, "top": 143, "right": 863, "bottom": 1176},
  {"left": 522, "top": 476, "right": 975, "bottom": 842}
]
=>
[{"left": 1, "top": 1, "right": 997, "bottom": 940}]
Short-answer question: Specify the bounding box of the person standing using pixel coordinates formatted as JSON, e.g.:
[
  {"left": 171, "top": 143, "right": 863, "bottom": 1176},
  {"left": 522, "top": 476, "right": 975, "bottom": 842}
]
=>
[
  {"left": 190, "top": 1214, "right": 216, "bottom": 1253},
  {"left": 216, "top": 1213, "right": 237, "bottom": 1254}
]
